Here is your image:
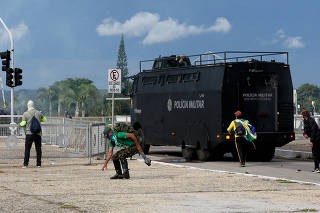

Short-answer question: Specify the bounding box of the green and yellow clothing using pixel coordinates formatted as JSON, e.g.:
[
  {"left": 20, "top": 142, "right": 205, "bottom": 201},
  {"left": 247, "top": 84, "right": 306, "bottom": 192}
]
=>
[
  {"left": 227, "top": 118, "right": 248, "bottom": 138},
  {"left": 109, "top": 132, "right": 135, "bottom": 148},
  {"left": 19, "top": 109, "right": 46, "bottom": 135}
]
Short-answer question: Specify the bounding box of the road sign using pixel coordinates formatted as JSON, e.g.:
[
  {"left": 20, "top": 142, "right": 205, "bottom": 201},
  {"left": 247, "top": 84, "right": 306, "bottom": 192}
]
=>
[{"left": 108, "top": 69, "right": 121, "bottom": 93}]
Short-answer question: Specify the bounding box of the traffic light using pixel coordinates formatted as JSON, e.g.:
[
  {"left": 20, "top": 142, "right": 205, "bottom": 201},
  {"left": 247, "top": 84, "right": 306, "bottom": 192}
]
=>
[
  {"left": 6, "top": 68, "right": 14, "bottom": 87},
  {"left": 14, "top": 68, "right": 22, "bottom": 86},
  {"left": 0, "top": 50, "right": 11, "bottom": 71}
]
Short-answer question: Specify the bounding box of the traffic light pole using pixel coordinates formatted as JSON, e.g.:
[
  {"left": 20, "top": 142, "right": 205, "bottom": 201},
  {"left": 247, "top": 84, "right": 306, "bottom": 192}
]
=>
[{"left": 0, "top": 18, "right": 16, "bottom": 132}]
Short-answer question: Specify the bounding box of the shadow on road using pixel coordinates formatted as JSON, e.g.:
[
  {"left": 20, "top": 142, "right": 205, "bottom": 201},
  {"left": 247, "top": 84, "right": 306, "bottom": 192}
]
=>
[{"left": 148, "top": 147, "right": 236, "bottom": 163}]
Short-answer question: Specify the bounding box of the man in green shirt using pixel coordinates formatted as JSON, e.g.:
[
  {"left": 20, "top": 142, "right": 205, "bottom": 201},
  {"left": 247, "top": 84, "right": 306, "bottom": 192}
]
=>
[{"left": 102, "top": 128, "right": 151, "bottom": 179}]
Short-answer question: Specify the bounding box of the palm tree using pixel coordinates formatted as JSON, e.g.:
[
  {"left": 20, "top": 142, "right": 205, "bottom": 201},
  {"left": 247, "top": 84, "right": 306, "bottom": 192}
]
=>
[
  {"left": 35, "top": 87, "right": 49, "bottom": 114},
  {"left": 79, "top": 84, "right": 98, "bottom": 117}
]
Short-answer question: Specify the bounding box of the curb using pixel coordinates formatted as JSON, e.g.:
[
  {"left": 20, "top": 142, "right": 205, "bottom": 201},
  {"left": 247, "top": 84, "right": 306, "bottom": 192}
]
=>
[{"left": 275, "top": 149, "right": 313, "bottom": 159}]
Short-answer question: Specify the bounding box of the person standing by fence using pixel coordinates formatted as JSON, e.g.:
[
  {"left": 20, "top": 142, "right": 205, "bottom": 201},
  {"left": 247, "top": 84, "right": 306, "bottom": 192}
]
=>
[{"left": 19, "top": 100, "right": 47, "bottom": 168}]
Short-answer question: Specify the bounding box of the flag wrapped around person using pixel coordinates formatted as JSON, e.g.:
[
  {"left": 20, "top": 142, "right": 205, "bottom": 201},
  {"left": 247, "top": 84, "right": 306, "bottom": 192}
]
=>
[
  {"left": 238, "top": 119, "right": 257, "bottom": 148},
  {"left": 244, "top": 122, "right": 257, "bottom": 142}
]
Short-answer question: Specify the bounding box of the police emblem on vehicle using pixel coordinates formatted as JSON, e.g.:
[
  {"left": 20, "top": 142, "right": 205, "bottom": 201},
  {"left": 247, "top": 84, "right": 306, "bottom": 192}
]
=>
[{"left": 167, "top": 97, "right": 172, "bottom": 112}]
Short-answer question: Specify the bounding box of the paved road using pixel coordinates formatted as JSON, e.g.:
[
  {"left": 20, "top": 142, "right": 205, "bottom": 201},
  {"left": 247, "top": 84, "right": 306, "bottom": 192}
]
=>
[
  {"left": 148, "top": 146, "right": 320, "bottom": 185},
  {"left": 1, "top": 157, "right": 320, "bottom": 213}
]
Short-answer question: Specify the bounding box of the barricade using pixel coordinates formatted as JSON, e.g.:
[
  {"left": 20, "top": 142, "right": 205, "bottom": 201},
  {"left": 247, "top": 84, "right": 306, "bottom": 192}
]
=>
[
  {"left": 0, "top": 116, "right": 107, "bottom": 164},
  {"left": 294, "top": 114, "right": 320, "bottom": 133}
]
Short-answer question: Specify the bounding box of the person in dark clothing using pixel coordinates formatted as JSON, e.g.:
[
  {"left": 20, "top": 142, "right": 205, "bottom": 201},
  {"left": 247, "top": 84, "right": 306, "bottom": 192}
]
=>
[
  {"left": 301, "top": 110, "right": 320, "bottom": 173},
  {"left": 101, "top": 128, "right": 151, "bottom": 179},
  {"left": 19, "top": 100, "right": 47, "bottom": 168}
]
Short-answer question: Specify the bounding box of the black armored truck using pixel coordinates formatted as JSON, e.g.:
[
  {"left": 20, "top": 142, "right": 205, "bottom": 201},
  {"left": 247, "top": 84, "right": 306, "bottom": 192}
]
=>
[{"left": 130, "top": 51, "right": 295, "bottom": 161}]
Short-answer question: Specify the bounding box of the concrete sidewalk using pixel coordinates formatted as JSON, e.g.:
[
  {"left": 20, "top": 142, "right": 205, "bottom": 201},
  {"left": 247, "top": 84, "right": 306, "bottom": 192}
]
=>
[
  {"left": 1, "top": 157, "right": 320, "bottom": 212},
  {"left": 276, "top": 139, "right": 313, "bottom": 159}
]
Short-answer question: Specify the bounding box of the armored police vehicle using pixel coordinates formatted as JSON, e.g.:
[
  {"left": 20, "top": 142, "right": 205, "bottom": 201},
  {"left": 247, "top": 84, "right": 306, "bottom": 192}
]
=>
[{"left": 131, "top": 51, "right": 295, "bottom": 161}]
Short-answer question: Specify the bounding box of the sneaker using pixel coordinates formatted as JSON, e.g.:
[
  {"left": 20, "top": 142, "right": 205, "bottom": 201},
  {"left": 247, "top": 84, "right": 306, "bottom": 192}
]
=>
[
  {"left": 241, "top": 164, "right": 246, "bottom": 167},
  {"left": 312, "top": 168, "right": 320, "bottom": 173},
  {"left": 22, "top": 166, "right": 27, "bottom": 169},
  {"left": 110, "top": 174, "right": 123, "bottom": 179},
  {"left": 37, "top": 166, "right": 41, "bottom": 168}
]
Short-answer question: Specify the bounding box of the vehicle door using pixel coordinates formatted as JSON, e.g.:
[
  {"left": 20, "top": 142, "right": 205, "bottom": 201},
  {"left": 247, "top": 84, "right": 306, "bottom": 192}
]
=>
[{"left": 239, "top": 72, "right": 278, "bottom": 132}]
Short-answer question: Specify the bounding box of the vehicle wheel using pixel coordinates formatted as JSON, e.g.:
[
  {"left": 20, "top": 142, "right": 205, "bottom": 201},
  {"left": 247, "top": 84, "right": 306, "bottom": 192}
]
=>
[
  {"left": 182, "top": 148, "right": 195, "bottom": 161},
  {"left": 261, "top": 146, "right": 275, "bottom": 162},
  {"left": 196, "top": 149, "right": 210, "bottom": 161},
  {"left": 136, "top": 128, "right": 150, "bottom": 154},
  {"left": 211, "top": 144, "right": 226, "bottom": 161},
  {"left": 253, "top": 145, "right": 275, "bottom": 162}
]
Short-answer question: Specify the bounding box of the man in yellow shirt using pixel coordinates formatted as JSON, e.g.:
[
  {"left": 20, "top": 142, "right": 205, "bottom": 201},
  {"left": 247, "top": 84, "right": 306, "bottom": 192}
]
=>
[{"left": 227, "top": 110, "right": 250, "bottom": 167}]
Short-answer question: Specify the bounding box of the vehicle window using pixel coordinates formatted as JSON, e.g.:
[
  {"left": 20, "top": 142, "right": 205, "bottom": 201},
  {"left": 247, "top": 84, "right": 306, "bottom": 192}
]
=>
[
  {"left": 242, "top": 73, "right": 277, "bottom": 88},
  {"left": 167, "top": 59, "right": 178, "bottom": 68},
  {"left": 153, "top": 60, "right": 162, "bottom": 69},
  {"left": 182, "top": 72, "right": 200, "bottom": 82},
  {"left": 142, "top": 76, "right": 157, "bottom": 86},
  {"left": 167, "top": 75, "right": 179, "bottom": 84}
]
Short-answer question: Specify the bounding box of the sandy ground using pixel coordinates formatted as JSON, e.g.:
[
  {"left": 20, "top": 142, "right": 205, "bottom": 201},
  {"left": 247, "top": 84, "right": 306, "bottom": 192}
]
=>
[
  {"left": 1, "top": 157, "right": 320, "bottom": 213},
  {"left": 0, "top": 139, "right": 85, "bottom": 159}
]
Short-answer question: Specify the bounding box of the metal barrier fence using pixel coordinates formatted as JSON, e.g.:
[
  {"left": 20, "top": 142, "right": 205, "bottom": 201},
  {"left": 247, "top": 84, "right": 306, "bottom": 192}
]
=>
[
  {"left": 0, "top": 114, "right": 313, "bottom": 163},
  {"left": 294, "top": 115, "right": 320, "bottom": 133},
  {"left": 0, "top": 116, "right": 107, "bottom": 164}
]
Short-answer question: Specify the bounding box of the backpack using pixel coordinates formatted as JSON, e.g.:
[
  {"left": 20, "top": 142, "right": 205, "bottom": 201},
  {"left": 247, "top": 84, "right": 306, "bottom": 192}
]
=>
[
  {"left": 234, "top": 120, "right": 246, "bottom": 136},
  {"left": 113, "top": 122, "right": 143, "bottom": 145},
  {"left": 30, "top": 116, "right": 41, "bottom": 134}
]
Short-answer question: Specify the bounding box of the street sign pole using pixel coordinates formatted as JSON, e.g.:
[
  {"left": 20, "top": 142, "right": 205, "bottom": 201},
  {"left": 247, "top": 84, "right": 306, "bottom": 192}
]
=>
[
  {"left": 112, "top": 93, "right": 114, "bottom": 128},
  {"left": 106, "top": 97, "right": 130, "bottom": 128},
  {"left": 108, "top": 69, "right": 121, "bottom": 128}
]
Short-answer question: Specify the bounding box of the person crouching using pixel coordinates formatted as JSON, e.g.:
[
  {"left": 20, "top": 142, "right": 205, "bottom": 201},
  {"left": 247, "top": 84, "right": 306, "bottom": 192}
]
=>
[{"left": 101, "top": 128, "right": 151, "bottom": 179}]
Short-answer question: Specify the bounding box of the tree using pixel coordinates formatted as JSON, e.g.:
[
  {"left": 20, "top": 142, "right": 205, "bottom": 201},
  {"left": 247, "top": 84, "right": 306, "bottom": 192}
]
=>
[
  {"left": 297, "top": 83, "right": 320, "bottom": 113},
  {"left": 78, "top": 83, "right": 99, "bottom": 116},
  {"left": 35, "top": 87, "right": 50, "bottom": 115},
  {"left": 34, "top": 78, "right": 101, "bottom": 117},
  {"left": 116, "top": 34, "right": 129, "bottom": 95},
  {"left": 104, "top": 34, "right": 132, "bottom": 116}
]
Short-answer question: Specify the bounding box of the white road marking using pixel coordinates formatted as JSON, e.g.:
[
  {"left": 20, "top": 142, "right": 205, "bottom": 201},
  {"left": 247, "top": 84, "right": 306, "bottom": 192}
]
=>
[{"left": 138, "top": 159, "right": 320, "bottom": 187}]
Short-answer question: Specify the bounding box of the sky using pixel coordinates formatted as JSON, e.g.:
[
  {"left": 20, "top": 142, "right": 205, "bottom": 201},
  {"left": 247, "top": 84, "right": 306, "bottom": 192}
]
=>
[{"left": 0, "top": 0, "right": 319, "bottom": 90}]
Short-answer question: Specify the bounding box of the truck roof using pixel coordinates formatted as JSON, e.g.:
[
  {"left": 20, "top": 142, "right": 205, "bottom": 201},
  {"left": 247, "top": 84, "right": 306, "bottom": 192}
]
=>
[{"left": 138, "top": 51, "right": 289, "bottom": 73}]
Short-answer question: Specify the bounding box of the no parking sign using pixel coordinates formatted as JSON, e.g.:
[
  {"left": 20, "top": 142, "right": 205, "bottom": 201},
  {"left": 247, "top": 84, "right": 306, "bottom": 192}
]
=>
[{"left": 108, "top": 69, "right": 121, "bottom": 93}]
